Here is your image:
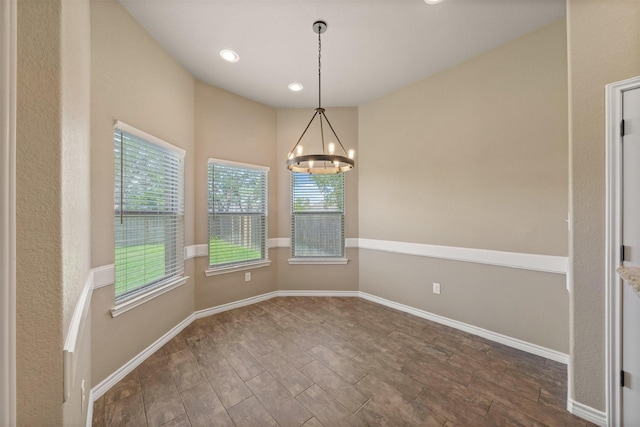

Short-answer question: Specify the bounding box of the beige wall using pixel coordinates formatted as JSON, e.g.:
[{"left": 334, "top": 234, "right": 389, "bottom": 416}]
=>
[
  {"left": 61, "top": 0, "right": 93, "bottom": 424},
  {"left": 17, "top": 1, "right": 63, "bottom": 423},
  {"left": 17, "top": 0, "right": 93, "bottom": 424},
  {"left": 567, "top": 0, "right": 640, "bottom": 411},
  {"left": 360, "top": 250, "right": 569, "bottom": 352},
  {"left": 61, "top": 0, "right": 91, "bottom": 338},
  {"left": 359, "top": 20, "right": 568, "bottom": 255},
  {"left": 90, "top": 0, "right": 196, "bottom": 386},
  {"left": 194, "top": 81, "right": 278, "bottom": 310},
  {"left": 276, "top": 108, "right": 359, "bottom": 291},
  {"left": 358, "top": 20, "right": 569, "bottom": 352}
]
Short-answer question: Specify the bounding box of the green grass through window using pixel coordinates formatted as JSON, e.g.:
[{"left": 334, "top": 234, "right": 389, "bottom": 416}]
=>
[
  {"left": 115, "top": 243, "right": 165, "bottom": 296},
  {"left": 115, "top": 239, "right": 262, "bottom": 295},
  {"left": 209, "top": 238, "right": 261, "bottom": 266}
]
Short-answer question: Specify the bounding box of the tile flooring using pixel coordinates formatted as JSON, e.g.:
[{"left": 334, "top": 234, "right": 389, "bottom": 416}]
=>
[{"left": 92, "top": 296, "right": 595, "bottom": 426}]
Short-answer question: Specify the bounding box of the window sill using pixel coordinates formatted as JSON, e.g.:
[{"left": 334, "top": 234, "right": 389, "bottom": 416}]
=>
[
  {"left": 110, "top": 276, "right": 189, "bottom": 318},
  {"left": 288, "top": 258, "right": 349, "bottom": 265},
  {"left": 205, "top": 260, "right": 272, "bottom": 277}
]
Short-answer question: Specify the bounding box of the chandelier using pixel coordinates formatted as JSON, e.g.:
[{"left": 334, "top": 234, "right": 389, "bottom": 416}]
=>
[{"left": 286, "top": 21, "right": 355, "bottom": 174}]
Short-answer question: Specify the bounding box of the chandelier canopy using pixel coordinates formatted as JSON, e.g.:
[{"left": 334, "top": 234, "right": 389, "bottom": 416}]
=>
[{"left": 286, "top": 21, "right": 355, "bottom": 174}]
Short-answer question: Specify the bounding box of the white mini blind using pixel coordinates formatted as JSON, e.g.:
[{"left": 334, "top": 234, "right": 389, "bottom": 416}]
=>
[
  {"left": 208, "top": 159, "right": 268, "bottom": 269},
  {"left": 291, "top": 172, "right": 345, "bottom": 258},
  {"left": 114, "top": 123, "right": 185, "bottom": 302}
]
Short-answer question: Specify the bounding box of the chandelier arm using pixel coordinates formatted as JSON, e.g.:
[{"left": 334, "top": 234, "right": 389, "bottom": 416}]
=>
[
  {"left": 321, "top": 111, "right": 349, "bottom": 154},
  {"left": 290, "top": 110, "right": 320, "bottom": 154},
  {"left": 319, "top": 112, "right": 326, "bottom": 152}
]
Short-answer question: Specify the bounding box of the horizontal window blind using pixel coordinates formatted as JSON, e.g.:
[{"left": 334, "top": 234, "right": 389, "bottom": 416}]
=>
[
  {"left": 114, "top": 124, "right": 184, "bottom": 302},
  {"left": 291, "top": 172, "right": 345, "bottom": 258},
  {"left": 209, "top": 159, "right": 268, "bottom": 269}
]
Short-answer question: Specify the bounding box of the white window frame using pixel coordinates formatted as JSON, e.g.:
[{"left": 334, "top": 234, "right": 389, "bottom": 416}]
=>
[
  {"left": 289, "top": 171, "right": 348, "bottom": 264},
  {"left": 112, "top": 121, "right": 187, "bottom": 314},
  {"left": 206, "top": 158, "right": 270, "bottom": 276}
]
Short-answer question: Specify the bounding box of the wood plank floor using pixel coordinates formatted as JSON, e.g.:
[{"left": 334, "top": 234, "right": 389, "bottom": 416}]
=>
[{"left": 92, "top": 296, "right": 595, "bottom": 426}]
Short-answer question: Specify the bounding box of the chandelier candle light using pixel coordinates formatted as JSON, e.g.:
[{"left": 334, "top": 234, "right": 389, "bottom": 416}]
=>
[{"left": 286, "top": 21, "right": 355, "bottom": 174}]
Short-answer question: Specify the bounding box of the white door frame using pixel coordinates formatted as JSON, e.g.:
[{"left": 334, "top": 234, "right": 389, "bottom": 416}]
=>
[
  {"left": 0, "top": 0, "right": 17, "bottom": 425},
  {"left": 605, "top": 75, "right": 640, "bottom": 427}
]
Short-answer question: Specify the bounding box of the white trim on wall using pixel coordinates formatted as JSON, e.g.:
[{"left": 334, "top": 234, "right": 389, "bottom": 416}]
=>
[
  {"left": 184, "top": 244, "right": 207, "bottom": 260},
  {"left": 192, "top": 238, "right": 568, "bottom": 275},
  {"left": 358, "top": 292, "right": 568, "bottom": 364},
  {"left": 91, "top": 311, "right": 196, "bottom": 400},
  {"left": 93, "top": 264, "right": 115, "bottom": 289},
  {"left": 567, "top": 399, "right": 607, "bottom": 427},
  {"left": 278, "top": 290, "right": 359, "bottom": 297},
  {"left": 268, "top": 238, "right": 289, "bottom": 248},
  {"left": 100, "top": 239, "right": 568, "bottom": 290},
  {"left": 0, "top": 0, "right": 16, "bottom": 423},
  {"left": 604, "top": 75, "right": 640, "bottom": 427},
  {"left": 63, "top": 270, "right": 94, "bottom": 401},
  {"left": 264, "top": 237, "right": 567, "bottom": 275},
  {"left": 357, "top": 238, "right": 567, "bottom": 274},
  {"left": 91, "top": 289, "right": 568, "bottom": 405},
  {"left": 85, "top": 389, "right": 94, "bottom": 427}
]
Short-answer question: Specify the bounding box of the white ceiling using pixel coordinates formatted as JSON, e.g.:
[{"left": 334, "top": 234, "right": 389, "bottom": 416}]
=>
[{"left": 119, "top": 0, "right": 566, "bottom": 109}]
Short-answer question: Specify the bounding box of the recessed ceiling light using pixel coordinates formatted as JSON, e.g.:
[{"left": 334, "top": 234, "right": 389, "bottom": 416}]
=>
[
  {"left": 424, "top": 0, "right": 443, "bottom": 4},
  {"left": 219, "top": 49, "right": 239, "bottom": 63},
  {"left": 288, "top": 82, "right": 304, "bottom": 92}
]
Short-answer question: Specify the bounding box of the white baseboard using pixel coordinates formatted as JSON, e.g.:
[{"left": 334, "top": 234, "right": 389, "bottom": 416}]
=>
[
  {"left": 85, "top": 388, "right": 94, "bottom": 427},
  {"left": 91, "top": 313, "right": 194, "bottom": 400},
  {"left": 90, "top": 290, "right": 568, "bottom": 409},
  {"left": 567, "top": 399, "right": 607, "bottom": 426},
  {"left": 277, "top": 290, "right": 359, "bottom": 297},
  {"left": 359, "top": 292, "right": 569, "bottom": 364},
  {"left": 193, "top": 291, "right": 278, "bottom": 319}
]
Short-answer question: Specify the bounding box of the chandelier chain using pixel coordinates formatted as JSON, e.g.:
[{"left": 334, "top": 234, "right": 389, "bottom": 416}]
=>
[{"left": 318, "top": 30, "right": 322, "bottom": 109}]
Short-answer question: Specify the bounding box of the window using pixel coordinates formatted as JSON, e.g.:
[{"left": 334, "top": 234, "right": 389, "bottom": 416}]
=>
[
  {"left": 207, "top": 159, "right": 269, "bottom": 274},
  {"left": 114, "top": 122, "right": 185, "bottom": 303},
  {"left": 291, "top": 172, "right": 345, "bottom": 259}
]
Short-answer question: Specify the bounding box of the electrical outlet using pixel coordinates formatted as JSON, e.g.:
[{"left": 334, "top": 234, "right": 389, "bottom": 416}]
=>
[
  {"left": 81, "top": 379, "right": 86, "bottom": 413},
  {"left": 245, "top": 272, "right": 251, "bottom": 282},
  {"left": 433, "top": 282, "right": 441, "bottom": 295}
]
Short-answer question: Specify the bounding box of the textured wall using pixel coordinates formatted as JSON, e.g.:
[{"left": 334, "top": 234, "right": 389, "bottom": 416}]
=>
[
  {"left": 357, "top": 20, "right": 569, "bottom": 351},
  {"left": 276, "top": 108, "right": 359, "bottom": 292},
  {"left": 60, "top": 0, "right": 93, "bottom": 424},
  {"left": 61, "top": 0, "right": 91, "bottom": 338},
  {"left": 90, "top": 0, "right": 196, "bottom": 386},
  {"left": 17, "top": 0, "right": 92, "bottom": 424},
  {"left": 567, "top": 0, "right": 640, "bottom": 411},
  {"left": 16, "top": 0, "right": 64, "bottom": 423},
  {"left": 194, "top": 81, "right": 278, "bottom": 310}
]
